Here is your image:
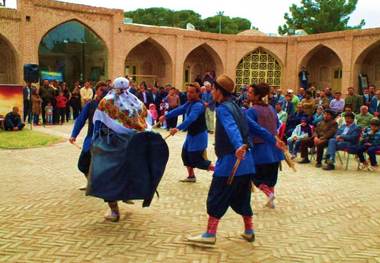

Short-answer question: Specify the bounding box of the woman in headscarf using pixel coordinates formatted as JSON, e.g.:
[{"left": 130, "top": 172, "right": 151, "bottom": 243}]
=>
[{"left": 87, "top": 77, "right": 169, "bottom": 222}]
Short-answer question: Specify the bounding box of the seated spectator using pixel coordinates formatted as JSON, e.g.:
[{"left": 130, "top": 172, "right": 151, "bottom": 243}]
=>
[
  {"left": 329, "top": 92, "right": 345, "bottom": 114},
  {"left": 356, "top": 105, "right": 374, "bottom": 129},
  {"left": 273, "top": 87, "right": 285, "bottom": 106},
  {"left": 285, "top": 104, "right": 308, "bottom": 139},
  {"left": 287, "top": 117, "right": 312, "bottom": 159},
  {"left": 356, "top": 118, "right": 380, "bottom": 171},
  {"left": 315, "top": 90, "right": 330, "bottom": 109},
  {"left": 336, "top": 105, "right": 356, "bottom": 127},
  {"left": 275, "top": 102, "right": 287, "bottom": 124},
  {"left": 312, "top": 106, "right": 324, "bottom": 126},
  {"left": 323, "top": 112, "right": 360, "bottom": 170},
  {"left": 288, "top": 89, "right": 300, "bottom": 109},
  {"left": 282, "top": 93, "right": 295, "bottom": 116},
  {"left": 345, "top": 87, "right": 363, "bottom": 113},
  {"left": 300, "top": 90, "right": 315, "bottom": 117},
  {"left": 4, "top": 106, "right": 25, "bottom": 131},
  {"left": 297, "top": 88, "right": 305, "bottom": 100},
  {"left": 369, "top": 90, "right": 380, "bottom": 116},
  {"left": 299, "top": 109, "right": 338, "bottom": 167}
]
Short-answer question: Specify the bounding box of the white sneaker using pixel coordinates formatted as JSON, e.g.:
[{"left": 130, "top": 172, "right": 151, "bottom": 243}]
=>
[
  {"left": 104, "top": 211, "right": 120, "bottom": 222},
  {"left": 187, "top": 234, "right": 216, "bottom": 244},
  {"left": 367, "top": 166, "right": 375, "bottom": 172},
  {"left": 265, "top": 195, "right": 276, "bottom": 209},
  {"left": 358, "top": 163, "right": 367, "bottom": 170}
]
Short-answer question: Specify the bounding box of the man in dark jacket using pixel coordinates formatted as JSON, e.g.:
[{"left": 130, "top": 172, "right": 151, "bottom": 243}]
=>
[
  {"left": 23, "top": 82, "right": 34, "bottom": 123},
  {"left": 39, "top": 80, "right": 56, "bottom": 124},
  {"left": 5, "top": 106, "right": 25, "bottom": 131}
]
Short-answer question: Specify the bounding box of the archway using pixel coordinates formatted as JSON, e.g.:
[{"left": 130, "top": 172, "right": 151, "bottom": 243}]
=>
[
  {"left": 235, "top": 48, "right": 282, "bottom": 90},
  {"left": 300, "top": 45, "right": 343, "bottom": 92},
  {"left": 0, "top": 34, "right": 17, "bottom": 84},
  {"left": 183, "top": 44, "right": 224, "bottom": 86},
  {"left": 125, "top": 38, "right": 172, "bottom": 87},
  {"left": 354, "top": 40, "right": 380, "bottom": 92},
  {"left": 38, "top": 20, "right": 108, "bottom": 86}
]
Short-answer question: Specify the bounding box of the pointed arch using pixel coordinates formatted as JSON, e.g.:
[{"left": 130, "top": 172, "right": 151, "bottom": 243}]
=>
[
  {"left": 0, "top": 33, "right": 18, "bottom": 84},
  {"left": 38, "top": 19, "right": 108, "bottom": 85},
  {"left": 235, "top": 47, "right": 283, "bottom": 88},
  {"left": 183, "top": 43, "right": 224, "bottom": 85},
  {"left": 125, "top": 37, "right": 173, "bottom": 86},
  {"left": 299, "top": 44, "right": 343, "bottom": 91}
]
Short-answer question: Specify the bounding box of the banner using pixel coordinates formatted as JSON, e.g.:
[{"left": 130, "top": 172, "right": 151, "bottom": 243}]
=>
[{"left": 0, "top": 84, "right": 23, "bottom": 116}]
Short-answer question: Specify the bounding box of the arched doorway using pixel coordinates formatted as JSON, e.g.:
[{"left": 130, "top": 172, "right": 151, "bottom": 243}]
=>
[
  {"left": 38, "top": 20, "right": 108, "bottom": 86},
  {"left": 354, "top": 40, "right": 380, "bottom": 92},
  {"left": 0, "top": 35, "right": 17, "bottom": 84},
  {"left": 300, "top": 45, "right": 343, "bottom": 92},
  {"left": 125, "top": 38, "right": 172, "bottom": 87},
  {"left": 183, "top": 44, "right": 224, "bottom": 87},
  {"left": 235, "top": 48, "right": 282, "bottom": 90}
]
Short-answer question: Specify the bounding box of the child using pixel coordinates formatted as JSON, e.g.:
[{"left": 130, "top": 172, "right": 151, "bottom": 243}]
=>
[
  {"left": 148, "top": 104, "right": 158, "bottom": 126},
  {"left": 287, "top": 117, "right": 312, "bottom": 159},
  {"left": 356, "top": 118, "right": 380, "bottom": 171},
  {"left": 31, "top": 89, "right": 42, "bottom": 125},
  {"left": 45, "top": 102, "right": 53, "bottom": 125},
  {"left": 159, "top": 100, "right": 169, "bottom": 129},
  {"left": 56, "top": 91, "right": 68, "bottom": 125}
]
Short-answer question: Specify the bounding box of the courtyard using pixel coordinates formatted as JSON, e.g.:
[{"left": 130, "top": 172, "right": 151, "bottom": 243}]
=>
[{"left": 1, "top": 124, "right": 380, "bottom": 262}]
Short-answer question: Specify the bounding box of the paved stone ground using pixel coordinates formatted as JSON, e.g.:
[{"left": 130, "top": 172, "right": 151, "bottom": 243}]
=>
[{"left": 1, "top": 124, "right": 380, "bottom": 263}]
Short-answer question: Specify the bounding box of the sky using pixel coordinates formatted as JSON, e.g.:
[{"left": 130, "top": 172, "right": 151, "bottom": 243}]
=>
[{"left": 6, "top": 0, "right": 379, "bottom": 33}]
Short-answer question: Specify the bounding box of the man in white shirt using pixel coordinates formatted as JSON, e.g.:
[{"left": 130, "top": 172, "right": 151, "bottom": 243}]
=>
[{"left": 80, "top": 81, "right": 94, "bottom": 107}]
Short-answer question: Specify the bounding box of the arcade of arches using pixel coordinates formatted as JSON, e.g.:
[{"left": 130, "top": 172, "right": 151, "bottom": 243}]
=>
[
  {"left": 0, "top": 36, "right": 17, "bottom": 84},
  {"left": 38, "top": 20, "right": 108, "bottom": 86},
  {"left": 125, "top": 39, "right": 172, "bottom": 86},
  {"left": 301, "top": 46, "right": 343, "bottom": 92}
]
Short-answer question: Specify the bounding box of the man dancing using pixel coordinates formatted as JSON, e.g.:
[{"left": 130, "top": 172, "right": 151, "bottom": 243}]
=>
[
  {"left": 159, "top": 82, "right": 214, "bottom": 183},
  {"left": 187, "top": 75, "right": 278, "bottom": 245}
]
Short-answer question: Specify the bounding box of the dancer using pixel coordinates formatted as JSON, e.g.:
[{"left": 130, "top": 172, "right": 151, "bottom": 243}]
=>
[
  {"left": 246, "top": 83, "right": 284, "bottom": 209},
  {"left": 69, "top": 81, "right": 108, "bottom": 186},
  {"left": 187, "top": 75, "right": 279, "bottom": 245},
  {"left": 159, "top": 82, "right": 213, "bottom": 183},
  {"left": 87, "top": 77, "right": 169, "bottom": 222}
]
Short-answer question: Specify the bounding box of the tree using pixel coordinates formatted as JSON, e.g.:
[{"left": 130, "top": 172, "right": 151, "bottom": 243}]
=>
[
  {"left": 124, "top": 8, "right": 254, "bottom": 34},
  {"left": 278, "top": 0, "right": 365, "bottom": 35}
]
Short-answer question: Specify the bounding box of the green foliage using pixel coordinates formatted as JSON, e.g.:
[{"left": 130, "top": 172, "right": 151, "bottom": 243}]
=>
[
  {"left": 278, "top": 0, "right": 365, "bottom": 35},
  {"left": 124, "top": 8, "right": 253, "bottom": 34}
]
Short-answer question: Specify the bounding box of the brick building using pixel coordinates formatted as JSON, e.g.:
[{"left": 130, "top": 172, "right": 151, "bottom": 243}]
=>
[{"left": 0, "top": 0, "right": 380, "bottom": 94}]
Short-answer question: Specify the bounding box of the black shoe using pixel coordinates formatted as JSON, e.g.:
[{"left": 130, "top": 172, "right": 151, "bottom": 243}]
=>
[
  {"left": 298, "top": 159, "right": 311, "bottom": 164},
  {"left": 315, "top": 163, "right": 322, "bottom": 168},
  {"left": 323, "top": 164, "right": 335, "bottom": 170}
]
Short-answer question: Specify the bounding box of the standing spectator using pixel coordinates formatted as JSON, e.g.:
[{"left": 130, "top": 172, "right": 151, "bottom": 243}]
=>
[
  {"left": 329, "top": 92, "right": 345, "bottom": 114},
  {"left": 312, "top": 106, "right": 324, "bottom": 126},
  {"left": 165, "top": 87, "right": 180, "bottom": 129},
  {"left": 201, "top": 81, "right": 215, "bottom": 133},
  {"left": 275, "top": 102, "right": 287, "bottom": 124},
  {"left": 345, "top": 87, "right": 363, "bottom": 113},
  {"left": 31, "top": 89, "right": 42, "bottom": 125},
  {"left": 300, "top": 90, "right": 315, "bottom": 117},
  {"left": 356, "top": 105, "right": 374, "bottom": 129},
  {"left": 288, "top": 89, "right": 300, "bottom": 109},
  {"left": 50, "top": 80, "right": 60, "bottom": 124},
  {"left": 369, "top": 90, "right": 380, "bottom": 116},
  {"left": 45, "top": 102, "right": 53, "bottom": 125},
  {"left": 287, "top": 117, "right": 312, "bottom": 159},
  {"left": 148, "top": 104, "right": 158, "bottom": 126},
  {"left": 61, "top": 82, "right": 71, "bottom": 122},
  {"left": 299, "top": 109, "right": 338, "bottom": 167},
  {"left": 23, "top": 82, "right": 34, "bottom": 124},
  {"left": 56, "top": 91, "right": 68, "bottom": 125},
  {"left": 363, "top": 87, "right": 372, "bottom": 107},
  {"left": 80, "top": 81, "right": 93, "bottom": 107},
  {"left": 4, "top": 106, "right": 25, "bottom": 131},
  {"left": 39, "top": 80, "right": 55, "bottom": 125},
  {"left": 151, "top": 86, "right": 162, "bottom": 111},
  {"left": 323, "top": 112, "right": 360, "bottom": 170},
  {"left": 128, "top": 80, "right": 138, "bottom": 96},
  {"left": 70, "top": 82, "right": 82, "bottom": 120},
  {"left": 298, "top": 66, "right": 309, "bottom": 89},
  {"left": 356, "top": 118, "right": 380, "bottom": 171},
  {"left": 137, "top": 83, "right": 153, "bottom": 108},
  {"left": 282, "top": 93, "right": 295, "bottom": 116}
]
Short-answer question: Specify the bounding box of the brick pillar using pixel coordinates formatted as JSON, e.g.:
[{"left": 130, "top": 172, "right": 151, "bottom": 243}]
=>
[
  {"left": 225, "top": 39, "right": 236, "bottom": 80},
  {"left": 174, "top": 35, "right": 184, "bottom": 90}
]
